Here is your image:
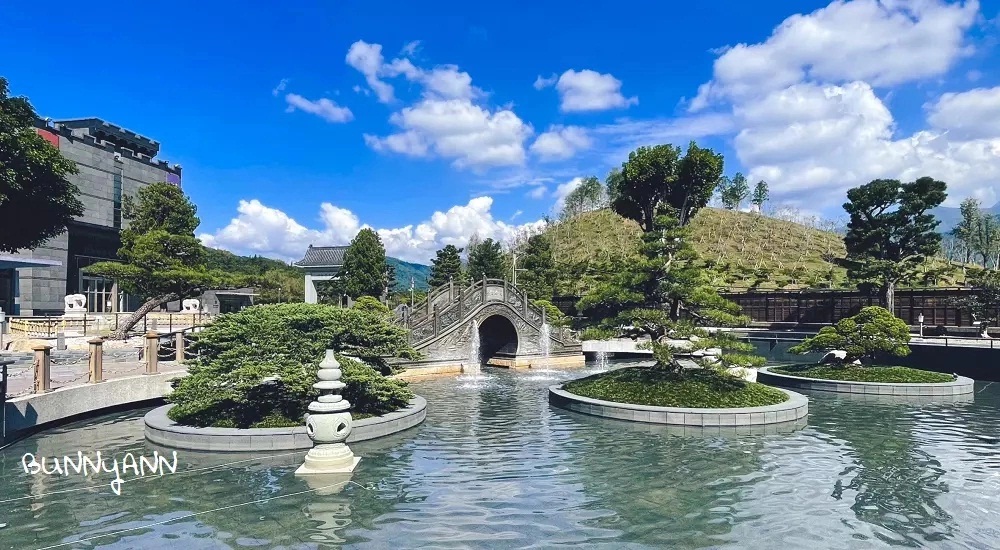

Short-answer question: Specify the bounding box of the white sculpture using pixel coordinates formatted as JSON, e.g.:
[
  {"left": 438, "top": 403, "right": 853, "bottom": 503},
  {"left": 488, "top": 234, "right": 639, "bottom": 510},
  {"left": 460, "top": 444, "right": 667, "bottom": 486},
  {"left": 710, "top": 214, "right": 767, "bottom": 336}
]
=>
[
  {"left": 819, "top": 350, "right": 862, "bottom": 366},
  {"left": 296, "top": 350, "right": 360, "bottom": 476},
  {"left": 64, "top": 294, "right": 87, "bottom": 317},
  {"left": 181, "top": 299, "right": 200, "bottom": 313}
]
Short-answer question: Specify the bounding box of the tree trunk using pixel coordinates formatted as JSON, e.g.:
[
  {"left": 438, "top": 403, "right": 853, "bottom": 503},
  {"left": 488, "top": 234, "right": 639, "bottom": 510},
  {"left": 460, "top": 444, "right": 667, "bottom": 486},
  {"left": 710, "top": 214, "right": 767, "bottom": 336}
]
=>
[
  {"left": 884, "top": 280, "right": 896, "bottom": 317},
  {"left": 108, "top": 294, "right": 178, "bottom": 340}
]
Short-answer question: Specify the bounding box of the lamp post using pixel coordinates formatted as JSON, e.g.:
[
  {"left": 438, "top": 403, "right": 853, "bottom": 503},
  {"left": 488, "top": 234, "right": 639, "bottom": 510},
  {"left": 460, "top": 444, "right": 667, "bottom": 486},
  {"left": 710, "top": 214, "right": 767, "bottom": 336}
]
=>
[{"left": 918, "top": 313, "right": 924, "bottom": 338}]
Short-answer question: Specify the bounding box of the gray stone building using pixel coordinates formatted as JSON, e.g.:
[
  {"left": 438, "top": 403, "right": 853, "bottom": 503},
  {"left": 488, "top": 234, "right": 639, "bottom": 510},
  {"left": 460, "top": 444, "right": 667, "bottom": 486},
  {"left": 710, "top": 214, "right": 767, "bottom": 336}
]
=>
[
  {"left": 295, "top": 245, "right": 348, "bottom": 305},
  {"left": 0, "top": 117, "right": 182, "bottom": 315}
]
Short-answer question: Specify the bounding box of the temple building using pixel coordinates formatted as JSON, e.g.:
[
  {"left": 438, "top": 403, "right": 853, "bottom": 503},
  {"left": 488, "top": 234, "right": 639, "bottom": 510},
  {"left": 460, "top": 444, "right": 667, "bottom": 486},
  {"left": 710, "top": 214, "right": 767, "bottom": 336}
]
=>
[{"left": 295, "top": 245, "right": 349, "bottom": 305}]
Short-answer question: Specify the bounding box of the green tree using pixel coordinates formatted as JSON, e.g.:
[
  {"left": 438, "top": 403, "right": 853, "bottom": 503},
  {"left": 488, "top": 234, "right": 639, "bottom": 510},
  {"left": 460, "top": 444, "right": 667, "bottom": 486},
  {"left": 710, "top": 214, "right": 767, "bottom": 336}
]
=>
[
  {"left": 517, "top": 234, "right": 557, "bottom": 299},
  {"left": 719, "top": 172, "right": 749, "bottom": 210},
  {"left": 788, "top": 306, "right": 911, "bottom": 364},
  {"left": 577, "top": 207, "right": 755, "bottom": 373},
  {"left": 972, "top": 214, "right": 1000, "bottom": 269},
  {"left": 561, "top": 176, "right": 606, "bottom": 219},
  {"left": 751, "top": 180, "right": 769, "bottom": 211},
  {"left": 0, "top": 77, "right": 84, "bottom": 253},
  {"left": 87, "top": 183, "right": 246, "bottom": 339},
  {"left": 338, "top": 228, "right": 388, "bottom": 299},
  {"left": 951, "top": 197, "right": 981, "bottom": 268},
  {"left": 955, "top": 269, "right": 1000, "bottom": 337},
  {"left": 467, "top": 238, "right": 506, "bottom": 280},
  {"left": 609, "top": 141, "right": 724, "bottom": 230},
  {"left": 428, "top": 244, "right": 466, "bottom": 288},
  {"left": 843, "top": 177, "right": 947, "bottom": 315}
]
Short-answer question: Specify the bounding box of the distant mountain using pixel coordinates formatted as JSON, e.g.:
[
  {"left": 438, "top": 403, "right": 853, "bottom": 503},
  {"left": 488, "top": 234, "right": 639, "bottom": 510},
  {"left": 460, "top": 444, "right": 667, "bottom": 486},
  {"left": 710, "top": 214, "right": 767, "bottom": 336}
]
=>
[
  {"left": 932, "top": 202, "right": 1000, "bottom": 231},
  {"left": 388, "top": 257, "right": 431, "bottom": 291}
]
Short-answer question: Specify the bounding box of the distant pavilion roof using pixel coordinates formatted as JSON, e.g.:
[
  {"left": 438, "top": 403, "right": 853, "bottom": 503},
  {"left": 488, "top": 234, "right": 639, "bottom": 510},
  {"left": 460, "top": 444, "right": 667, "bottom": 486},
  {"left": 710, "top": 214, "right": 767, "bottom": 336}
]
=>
[{"left": 295, "top": 245, "right": 348, "bottom": 268}]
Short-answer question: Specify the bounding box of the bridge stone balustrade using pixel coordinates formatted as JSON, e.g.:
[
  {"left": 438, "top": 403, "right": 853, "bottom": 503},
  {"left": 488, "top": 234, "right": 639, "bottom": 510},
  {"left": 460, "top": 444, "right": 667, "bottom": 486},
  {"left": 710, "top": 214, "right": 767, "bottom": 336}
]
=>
[{"left": 395, "top": 278, "right": 583, "bottom": 372}]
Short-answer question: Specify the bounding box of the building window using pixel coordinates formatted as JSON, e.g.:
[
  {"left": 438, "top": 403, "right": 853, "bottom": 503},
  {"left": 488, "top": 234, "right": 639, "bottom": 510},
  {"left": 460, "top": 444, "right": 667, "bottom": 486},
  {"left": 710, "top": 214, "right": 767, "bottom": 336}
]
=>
[
  {"left": 82, "top": 275, "right": 116, "bottom": 313},
  {"left": 113, "top": 167, "right": 123, "bottom": 229}
]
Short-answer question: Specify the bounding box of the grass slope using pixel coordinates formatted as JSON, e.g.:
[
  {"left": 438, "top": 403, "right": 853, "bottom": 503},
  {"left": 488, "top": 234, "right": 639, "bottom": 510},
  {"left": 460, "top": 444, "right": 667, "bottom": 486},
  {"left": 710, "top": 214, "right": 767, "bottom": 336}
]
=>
[
  {"left": 771, "top": 364, "right": 954, "bottom": 383},
  {"left": 543, "top": 207, "right": 968, "bottom": 296},
  {"left": 563, "top": 367, "right": 788, "bottom": 408}
]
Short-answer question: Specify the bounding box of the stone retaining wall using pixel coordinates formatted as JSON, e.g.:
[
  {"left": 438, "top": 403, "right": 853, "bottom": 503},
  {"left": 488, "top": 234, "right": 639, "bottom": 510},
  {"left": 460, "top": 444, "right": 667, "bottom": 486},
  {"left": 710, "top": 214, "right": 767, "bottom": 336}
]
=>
[
  {"left": 143, "top": 396, "right": 427, "bottom": 452},
  {"left": 757, "top": 367, "right": 975, "bottom": 396},
  {"left": 548, "top": 385, "right": 808, "bottom": 426}
]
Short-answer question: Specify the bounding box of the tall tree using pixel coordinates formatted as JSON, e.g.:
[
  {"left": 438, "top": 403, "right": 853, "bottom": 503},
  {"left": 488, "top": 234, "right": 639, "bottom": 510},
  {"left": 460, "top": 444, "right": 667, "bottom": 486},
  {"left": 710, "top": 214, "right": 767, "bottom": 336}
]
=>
[
  {"left": 467, "top": 238, "right": 506, "bottom": 280},
  {"left": 0, "top": 77, "right": 84, "bottom": 252},
  {"left": 428, "top": 245, "right": 466, "bottom": 288},
  {"left": 517, "top": 234, "right": 557, "bottom": 299},
  {"left": 87, "top": 183, "right": 246, "bottom": 339},
  {"left": 561, "top": 176, "right": 606, "bottom": 219},
  {"left": 750, "top": 180, "right": 769, "bottom": 212},
  {"left": 609, "top": 141, "right": 724, "bottom": 231},
  {"left": 843, "top": 177, "right": 947, "bottom": 315},
  {"left": 952, "top": 197, "right": 981, "bottom": 268},
  {"left": 972, "top": 214, "right": 1000, "bottom": 269},
  {"left": 719, "top": 172, "right": 750, "bottom": 210},
  {"left": 338, "top": 228, "right": 389, "bottom": 299}
]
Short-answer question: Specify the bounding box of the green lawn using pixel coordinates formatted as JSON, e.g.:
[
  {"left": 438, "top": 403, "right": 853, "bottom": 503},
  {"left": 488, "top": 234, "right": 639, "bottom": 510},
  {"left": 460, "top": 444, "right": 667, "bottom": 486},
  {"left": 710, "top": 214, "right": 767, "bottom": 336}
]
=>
[
  {"left": 563, "top": 367, "right": 788, "bottom": 408},
  {"left": 770, "top": 364, "right": 955, "bottom": 383}
]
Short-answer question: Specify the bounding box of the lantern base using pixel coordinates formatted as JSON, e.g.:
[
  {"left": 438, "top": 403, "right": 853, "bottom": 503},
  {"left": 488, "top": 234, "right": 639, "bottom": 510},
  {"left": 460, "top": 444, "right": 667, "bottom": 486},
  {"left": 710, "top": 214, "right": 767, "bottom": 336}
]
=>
[{"left": 295, "top": 443, "right": 360, "bottom": 475}]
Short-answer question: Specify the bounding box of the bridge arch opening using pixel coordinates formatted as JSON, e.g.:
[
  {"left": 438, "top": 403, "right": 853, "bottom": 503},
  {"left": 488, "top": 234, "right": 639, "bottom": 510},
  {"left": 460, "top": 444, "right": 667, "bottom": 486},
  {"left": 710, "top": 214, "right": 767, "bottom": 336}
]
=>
[{"left": 477, "top": 315, "right": 518, "bottom": 365}]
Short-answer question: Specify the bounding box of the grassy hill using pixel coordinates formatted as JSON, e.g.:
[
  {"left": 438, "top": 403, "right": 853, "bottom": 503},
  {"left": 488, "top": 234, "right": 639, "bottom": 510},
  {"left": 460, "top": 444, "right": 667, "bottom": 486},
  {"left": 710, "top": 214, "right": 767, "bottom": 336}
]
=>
[{"left": 543, "top": 207, "right": 968, "bottom": 296}]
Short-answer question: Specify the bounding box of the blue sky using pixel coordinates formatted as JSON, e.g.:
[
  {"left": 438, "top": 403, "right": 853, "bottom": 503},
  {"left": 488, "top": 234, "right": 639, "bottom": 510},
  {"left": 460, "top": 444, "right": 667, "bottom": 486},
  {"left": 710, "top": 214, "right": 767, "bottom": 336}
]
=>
[{"left": 3, "top": 0, "right": 999, "bottom": 263}]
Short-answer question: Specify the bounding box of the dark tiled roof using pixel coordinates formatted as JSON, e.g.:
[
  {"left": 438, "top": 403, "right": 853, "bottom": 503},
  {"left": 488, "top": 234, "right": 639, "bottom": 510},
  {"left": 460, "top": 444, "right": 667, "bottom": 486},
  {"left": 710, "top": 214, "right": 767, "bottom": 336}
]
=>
[{"left": 295, "top": 245, "right": 348, "bottom": 267}]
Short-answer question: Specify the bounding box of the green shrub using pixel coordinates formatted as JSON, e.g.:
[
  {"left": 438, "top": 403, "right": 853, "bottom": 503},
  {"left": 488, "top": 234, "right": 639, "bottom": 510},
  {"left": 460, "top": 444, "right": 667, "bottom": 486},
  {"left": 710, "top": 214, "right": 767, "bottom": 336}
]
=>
[
  {"left": 578, "top": 327, "right": 617, "bottom": 340},
  {"left": 167, "top": 303, "right": 415, "bottom": 428},
  {"left": 788, "top": 306, "right": 910, "bottom": 364},
  {"left": 531, "top": 299, "right": 571, "bottom": 327},
  {"left": 352, "top": 295, "right": 391, "bottom": 315}
]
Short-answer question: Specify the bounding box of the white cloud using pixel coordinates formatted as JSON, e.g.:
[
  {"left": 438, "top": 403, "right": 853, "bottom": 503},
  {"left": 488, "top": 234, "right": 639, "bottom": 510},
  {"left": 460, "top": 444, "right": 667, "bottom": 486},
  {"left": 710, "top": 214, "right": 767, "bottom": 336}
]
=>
[
  {"left": 346, "top": 40, "right": 396, "bottom": 103},
  {"left": 530, "top": 126, "right": 592, "bottom": 161},
  {"left": 346, "top": 40, "right": 483, "bottom": 102},
  {"left": 401, "top": 40, "right": 422, "bottom": 57},
  {"left": 682, "top": 0, "right": 999, "bottom": 210},
  {"left": 200, "top": 197, "right": 546, "bottom": 263},
  {"left": 537, "top": 69, "right": 638, "bottom": 112},
  {"left": 284, "top": 94, "right": 354, "bottom": 123},
  {"left": 527, "top": 186, "right": 548, "bottom": 199},
  {"left": 365, "top": 98, "right": 532, "bottom": 168},
  {"left": 927, "top": 86, "right": 1000, "bottom": 140},
  {"left": 690, "top": 0, "right": 978, "bottom": 110},
  {"left": 272, "top": 78, "right": 288, "bottom": 97}
]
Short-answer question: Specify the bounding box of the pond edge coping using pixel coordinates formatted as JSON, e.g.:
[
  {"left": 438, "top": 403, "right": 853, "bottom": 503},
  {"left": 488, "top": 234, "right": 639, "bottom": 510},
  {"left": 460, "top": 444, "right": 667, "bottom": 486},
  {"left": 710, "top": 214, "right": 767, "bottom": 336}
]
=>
[
  {"left": 143, "top": 396, "right": 426, "bottom": 452},
  {"left": 548, "top": 385, "right": 808, "bottom": 426},
  {"left": 757, "top": 367, "right": 975, "bottom": 396}
]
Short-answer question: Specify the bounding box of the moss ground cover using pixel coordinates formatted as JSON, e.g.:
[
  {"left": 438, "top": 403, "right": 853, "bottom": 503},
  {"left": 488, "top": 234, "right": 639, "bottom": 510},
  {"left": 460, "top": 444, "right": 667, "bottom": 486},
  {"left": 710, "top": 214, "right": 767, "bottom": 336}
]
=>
[{"left": 770, "top": 364, "right": 954, "bottom": 383}]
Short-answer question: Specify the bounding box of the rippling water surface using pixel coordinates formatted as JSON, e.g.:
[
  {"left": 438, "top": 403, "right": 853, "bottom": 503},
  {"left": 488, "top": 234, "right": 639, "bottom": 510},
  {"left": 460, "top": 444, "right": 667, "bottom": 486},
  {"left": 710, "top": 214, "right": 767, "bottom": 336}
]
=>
[{"left": 2, "top": 362, "right": 999, "bottom": 549}]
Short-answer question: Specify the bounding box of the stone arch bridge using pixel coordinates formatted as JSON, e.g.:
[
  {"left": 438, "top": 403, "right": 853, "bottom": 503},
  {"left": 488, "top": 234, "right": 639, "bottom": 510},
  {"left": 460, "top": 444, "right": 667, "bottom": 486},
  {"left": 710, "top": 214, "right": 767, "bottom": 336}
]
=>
[{"left": 395, "top": 277, "right": 583, "bottom": 370}]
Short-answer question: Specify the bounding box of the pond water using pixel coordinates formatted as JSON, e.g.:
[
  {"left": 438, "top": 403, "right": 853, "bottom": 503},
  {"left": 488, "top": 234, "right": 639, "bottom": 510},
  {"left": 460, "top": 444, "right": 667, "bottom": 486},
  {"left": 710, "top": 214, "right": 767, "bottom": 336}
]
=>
[{"left": 2, "top": 361, "right": 999, "bottom": 549}]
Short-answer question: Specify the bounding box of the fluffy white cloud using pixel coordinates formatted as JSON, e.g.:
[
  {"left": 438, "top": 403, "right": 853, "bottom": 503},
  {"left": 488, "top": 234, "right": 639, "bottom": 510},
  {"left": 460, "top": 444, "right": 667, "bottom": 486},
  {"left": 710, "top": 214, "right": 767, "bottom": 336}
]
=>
[
  {"left": 691, "top": 0, "right": 979, "bottom": 110},
  {"left": 400, "top": 40, "right": 421, "bottom": 56},
  {"left": 927, "top": 86, "right": 1000, "bottom": 140},
  {"left": 199, "top": 197, "right": 546, "bottom": 264},
  {"left": 530, "top": 126, "right": 592, "bottom": 161},
  {"left": 284, "top": 94, "right": 354, "bottom": 123},
  {"left": 552, "top": 177, "right": 584, "bottom": 212},
  {"left": 684, "top": 0, "right": 999, "bottom": 209},
  {"left": 346, "top": 40, "right": 482, "bottom": 102},
  {"left": 365, "top": 98, "right": 532, "bottom": 168},
  {"left": 346, "top": 40, "right": 396, "bottom": 103},
  {"left": 536, "top": 69, "right": 638, "bottom": 112},
  {"left": 527, "top": 185, "right": 548, "bottom": 199}
]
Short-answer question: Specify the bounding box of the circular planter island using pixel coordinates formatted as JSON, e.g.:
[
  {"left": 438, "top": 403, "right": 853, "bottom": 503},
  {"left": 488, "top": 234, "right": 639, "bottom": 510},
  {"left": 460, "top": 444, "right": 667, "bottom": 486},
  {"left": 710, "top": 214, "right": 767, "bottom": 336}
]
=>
[
  {"left": 757, "top": 366, "right": 974, "bottom": 397},
  {"left": 548, "top": 371, "right": 809, "bottom": 428},
  {"left": 144, "top": 396, "right": 426, "bottom": 452}
]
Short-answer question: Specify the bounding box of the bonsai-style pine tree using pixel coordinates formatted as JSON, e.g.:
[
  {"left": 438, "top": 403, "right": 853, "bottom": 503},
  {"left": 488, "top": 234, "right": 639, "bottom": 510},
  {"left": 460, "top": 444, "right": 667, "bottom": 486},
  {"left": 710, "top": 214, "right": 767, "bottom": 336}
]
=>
[
  {"left": 339, "top": 228, "right": 389, "bottom": 299},
  {"left": 87, "top": 183, "right": 247, "bottom": 339},
  {"left": 0, "top": 77, "right": 84, "bottom": 253},
  {"left": 428, "top": 244, "right": 466, "bottom": 288},
  {"left": 467, "top": 238, "right": 506, "bottom": 280},
  {"left": 788, "top": 306, "right": 911, "bottom": 364},
  {"left": 843, "top": 177, "right": 947, "bottom": 314}
]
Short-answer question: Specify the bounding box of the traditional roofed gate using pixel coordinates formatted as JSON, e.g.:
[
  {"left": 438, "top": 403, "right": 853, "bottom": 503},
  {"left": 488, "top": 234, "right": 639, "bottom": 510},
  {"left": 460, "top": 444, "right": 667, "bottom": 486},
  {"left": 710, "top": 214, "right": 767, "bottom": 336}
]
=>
[{"left": 395, "top": 276, "right": 583, "bottom": 369}]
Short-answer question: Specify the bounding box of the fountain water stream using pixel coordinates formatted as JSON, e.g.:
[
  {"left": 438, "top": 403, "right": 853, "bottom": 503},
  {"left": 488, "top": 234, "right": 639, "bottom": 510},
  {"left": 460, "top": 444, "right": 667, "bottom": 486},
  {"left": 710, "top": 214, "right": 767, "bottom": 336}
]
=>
[
  {"left": 464, "top": 320, "right": 482, "bottom": 377},
  {"left": 595, "top": 350, "right": 609, "bottom": 371}
]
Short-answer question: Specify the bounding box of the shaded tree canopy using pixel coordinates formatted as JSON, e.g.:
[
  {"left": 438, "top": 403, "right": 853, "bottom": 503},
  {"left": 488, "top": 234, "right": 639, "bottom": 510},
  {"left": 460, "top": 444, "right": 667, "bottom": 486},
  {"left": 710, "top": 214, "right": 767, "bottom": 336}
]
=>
[
  {"left": 87, "top": 183, "right": 247, "bottom": 338},
  {"left": 609, "top": 141, "right": 724, "bottom": 231},
  {"left": 843, "top": 176, "right": 947, "bottom": 314},
  {"left": 0, "top": 76, "right": 83, "bottom": 252},
  {"left": 467, "top": 238, "right": 506, "bottom": 280},
  {"left": 428, "top": 244, "right": 466, "bottom": 288},
  {"left": 339, "top": 228, "right": 389, "bottom": 299},
  {"left": 719, "top": 172, "right": 749, "bottom": 210}
]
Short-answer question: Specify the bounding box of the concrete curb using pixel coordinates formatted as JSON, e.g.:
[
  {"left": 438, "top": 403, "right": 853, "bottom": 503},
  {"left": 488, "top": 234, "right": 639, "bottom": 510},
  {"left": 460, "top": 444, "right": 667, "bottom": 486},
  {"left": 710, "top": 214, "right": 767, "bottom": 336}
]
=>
[
  {"left": 143, "top": 396, "right": 426, "bottom": 452},
  {"left": 757, "top": 367, "right": 975, "bottom": 396},
  {"left": 548, "top": 385, "right": 808, "bottom": 426}
]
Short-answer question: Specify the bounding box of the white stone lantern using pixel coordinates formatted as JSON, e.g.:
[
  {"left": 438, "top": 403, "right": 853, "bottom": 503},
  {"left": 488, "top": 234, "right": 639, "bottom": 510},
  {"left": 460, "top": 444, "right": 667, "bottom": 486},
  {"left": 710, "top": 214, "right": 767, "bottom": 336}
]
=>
[{"left": 296, "top": 350, "right": 360, "bottom": 476}]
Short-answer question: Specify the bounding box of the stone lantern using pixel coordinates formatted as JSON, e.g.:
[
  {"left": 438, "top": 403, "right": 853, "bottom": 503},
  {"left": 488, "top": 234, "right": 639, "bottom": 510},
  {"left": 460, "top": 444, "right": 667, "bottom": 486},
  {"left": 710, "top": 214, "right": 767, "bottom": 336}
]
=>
[{"left": 296, "top": 350, "right": 360, "bottom": 476}]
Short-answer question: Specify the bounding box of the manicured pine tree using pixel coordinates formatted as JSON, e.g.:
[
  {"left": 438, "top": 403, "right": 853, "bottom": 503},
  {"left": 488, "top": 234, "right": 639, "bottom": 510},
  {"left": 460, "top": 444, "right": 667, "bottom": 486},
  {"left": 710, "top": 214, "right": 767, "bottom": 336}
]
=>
[
  {"left": 467, "top": 238, "right": 506, "bottom": 280},
  {"left": 517, "top": 233, "right": 557, "bottom": 299},
  {"left": 339, "top": 228, "right": 389, "bottom": 299},
  {"left": 428, "top": 244, "right": 466, "bottom": 288}
]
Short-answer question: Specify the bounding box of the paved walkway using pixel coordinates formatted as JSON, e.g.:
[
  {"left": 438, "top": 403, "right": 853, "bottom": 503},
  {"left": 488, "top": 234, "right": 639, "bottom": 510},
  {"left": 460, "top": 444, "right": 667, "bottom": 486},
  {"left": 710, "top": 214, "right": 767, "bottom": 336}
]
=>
[{"left": 4, "top": 361, "right": 187, "bottom": 398}]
